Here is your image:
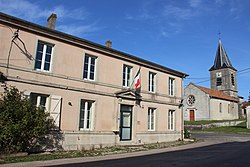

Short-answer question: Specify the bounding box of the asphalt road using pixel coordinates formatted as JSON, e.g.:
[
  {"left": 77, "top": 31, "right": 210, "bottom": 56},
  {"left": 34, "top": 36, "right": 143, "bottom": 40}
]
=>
[
  {"left": 3, "top": 132, "right": 250, "bottom": 167},
  {"left": 49, "top": 133, "right": 250, "bottom": 167}
]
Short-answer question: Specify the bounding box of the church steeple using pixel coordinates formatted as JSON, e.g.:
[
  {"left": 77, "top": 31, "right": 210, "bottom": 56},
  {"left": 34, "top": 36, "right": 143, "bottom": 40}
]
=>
[
  {"left": 209, "top": 40, "right": 238, "bottom": 99},
  {"left": 209, "top": 40, "right": 236, "bottom": 71}
]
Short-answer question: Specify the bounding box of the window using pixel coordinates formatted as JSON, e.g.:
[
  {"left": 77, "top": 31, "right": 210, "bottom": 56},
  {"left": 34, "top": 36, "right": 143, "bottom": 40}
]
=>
[
  {"left": 148, "top": 72, "right": 156, "bottom": 92},
  {"left": 168, "top": 110, "right": 175, "bottom": 130},
  {"left": 219, "top": 103, "right": 222, "bottom": 113},
  {"left": 216, "top": 77, "right": 222, "bottom": 86},
  {"left": 30, "top": 93, "right": 49, "bottom": 111},
  {"left": 216, "top": 72, "right": 222, "bottom": 86},
  {"left": 35, "top": 41, "right": 54, "bottom": 72},
  {"left": 187, "top": 95, "right": 195, "bottom": 106},
  {"left": 30, "top": 93, "right": 62, "bottom": 128},
  {"left": 169, "top": 78, "right": 175, "bottom": 96},
  {"left": 148, "top": 108, "right": 155, "bottom": 130},
  {"left": 83, "top": 55, "right": 96, "bottom": 80},
  {"left": 231, "top": 74, "right": 235, "bottom": 86},
  {"left": 123, "top": 65, "right": 132, "bottom": 87},
  {"left": 228, "top": 104, "right": 230, "bottom": 113},
  {"left": 79, "top": 99, "right": 94, "bottom": 130}
]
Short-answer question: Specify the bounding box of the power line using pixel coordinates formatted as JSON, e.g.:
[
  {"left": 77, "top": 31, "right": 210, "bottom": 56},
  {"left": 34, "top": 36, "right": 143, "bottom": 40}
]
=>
[{"left": 184, "top": 67, "right": 250, "bottom": 87}]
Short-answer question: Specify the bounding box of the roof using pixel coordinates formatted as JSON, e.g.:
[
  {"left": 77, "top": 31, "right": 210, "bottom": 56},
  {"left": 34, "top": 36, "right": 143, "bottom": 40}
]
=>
[
  {"left": 0, "top": 12, "right": 188, "bottom": 78},
  {"left": 242, "top": 102, "right": 250, "bottom": 108},
  {"left": 209, "top": 40, "right": 236, "bottom": 71},
  {"left": 196, "top": 85, "right": 238, "bottom": 102}
]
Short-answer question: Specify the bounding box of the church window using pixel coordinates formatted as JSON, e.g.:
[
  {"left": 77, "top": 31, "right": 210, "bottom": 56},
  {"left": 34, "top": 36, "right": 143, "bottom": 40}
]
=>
[
  {"left": 216, "top": 72, "right": 222, "bottom": 86},
  {"left": 187, "top": 95, "right": 195, "bottom": 106},
  {"left": 231, "top": 74, "right": 235, "bottom": 86},
  {"left": 219, "top": 103, "right": 222, "bottom": 113}
]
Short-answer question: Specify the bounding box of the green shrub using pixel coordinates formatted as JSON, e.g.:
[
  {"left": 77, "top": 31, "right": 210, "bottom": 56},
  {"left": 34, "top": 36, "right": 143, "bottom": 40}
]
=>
[
  {"left": 0, "top": 86, "right": 54, "bottom": 153},
  {"left": 184, "top": 128, "right": 191, "bottom": 139}
]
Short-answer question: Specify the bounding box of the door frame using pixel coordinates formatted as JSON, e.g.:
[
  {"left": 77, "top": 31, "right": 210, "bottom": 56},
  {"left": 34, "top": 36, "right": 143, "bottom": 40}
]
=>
[
  {"left": 190, "top": 110, "right": 195, "bottom": 121},
  {"left": 119, "top": 104, "right": 133, "bottom": 141}
]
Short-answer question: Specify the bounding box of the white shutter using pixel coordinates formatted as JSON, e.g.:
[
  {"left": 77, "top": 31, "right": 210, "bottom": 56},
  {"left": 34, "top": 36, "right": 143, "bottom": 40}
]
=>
[{"left": 50, "top": 95, "right": 62, "bottom": 128}]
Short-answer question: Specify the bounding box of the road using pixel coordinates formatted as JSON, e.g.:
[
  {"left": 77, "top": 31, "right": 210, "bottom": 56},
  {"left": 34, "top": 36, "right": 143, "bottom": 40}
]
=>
[
  {"left": 50, "top": 132, "right": 250, "bottom": 167},
  {"left": 3, "top": 132, "right": 250, "bottom": 167}
]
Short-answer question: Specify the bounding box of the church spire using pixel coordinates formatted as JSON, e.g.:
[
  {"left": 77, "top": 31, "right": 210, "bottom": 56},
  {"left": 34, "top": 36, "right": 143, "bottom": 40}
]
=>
[
  {"left": 209, "top": 40, "right": 236, "bottom": 71},
  {"left": 209, "top": 39, "right": 238, "bottom": 99}
]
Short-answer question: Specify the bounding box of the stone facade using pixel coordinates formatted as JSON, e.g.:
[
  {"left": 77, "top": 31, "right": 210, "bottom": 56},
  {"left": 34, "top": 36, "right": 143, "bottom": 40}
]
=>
[{"left": 183, "top": 83, "right": 239, "bottom": 121}]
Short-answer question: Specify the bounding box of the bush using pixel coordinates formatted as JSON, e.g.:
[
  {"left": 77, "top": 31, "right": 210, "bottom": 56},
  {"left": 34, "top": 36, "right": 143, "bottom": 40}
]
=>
[
  {"left": 184, "top": 128, "right": 191, "bottom": 139},
  {"left": 0, "top": 86, "right": 54, "bottom": 153}
]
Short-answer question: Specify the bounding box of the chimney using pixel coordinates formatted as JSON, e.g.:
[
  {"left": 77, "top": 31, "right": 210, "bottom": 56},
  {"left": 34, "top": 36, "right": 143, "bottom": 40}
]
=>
[
  {"left": 105, "top": 40, "right": 112, "bottom": 48},
  {"left": 47, "top": 13, "right": 57, "bottom": 29}
]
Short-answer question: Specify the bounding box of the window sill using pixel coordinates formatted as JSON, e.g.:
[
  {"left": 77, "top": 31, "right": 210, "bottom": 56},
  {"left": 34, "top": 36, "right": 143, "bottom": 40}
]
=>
[{"left": 34, "top": 69, "right": 51, "bottom": 73}]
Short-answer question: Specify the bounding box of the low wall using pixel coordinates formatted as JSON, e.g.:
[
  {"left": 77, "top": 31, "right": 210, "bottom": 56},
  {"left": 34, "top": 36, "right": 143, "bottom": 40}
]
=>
[
  {"left": 136, "top": 131, "right": 181, "bottom": 144},
  {"left": 185, "top": 120, "right": 245, "bottom": 130},
  {"left": 62, "top": 131, "right": 182, "bottom": 150},
  {"left": 62, "top": 131, "right": 117, "bottom": 150}
]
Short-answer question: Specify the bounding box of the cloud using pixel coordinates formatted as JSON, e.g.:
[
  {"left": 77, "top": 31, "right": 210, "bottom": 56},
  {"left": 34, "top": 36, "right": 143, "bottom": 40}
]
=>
[
  {"left": 0, "top": 0, "right": 99, "bottom": 36},
  {"left": 0, "top": 0, "right": 88, "bottom": 22},
  {"left": 189, "top": 0, "right": 202, "bottom": 8},
  {"left": 0, "top": 0, "right": 41, "bottom": 21},
  {"left": 163, "top": 5, "right": 196, "bottom": 20},
  {"left": 57, "top": 24, "right": 100, "bottom": 37},
  {"left": 124, "top": 1, "right": 157, "bottom": 21}
]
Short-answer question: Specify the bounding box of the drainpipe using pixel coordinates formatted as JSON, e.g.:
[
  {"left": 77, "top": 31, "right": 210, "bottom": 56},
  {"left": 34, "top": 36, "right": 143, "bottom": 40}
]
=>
[{"left": 181, "top": 78, "right": 184, "bottom": 140}]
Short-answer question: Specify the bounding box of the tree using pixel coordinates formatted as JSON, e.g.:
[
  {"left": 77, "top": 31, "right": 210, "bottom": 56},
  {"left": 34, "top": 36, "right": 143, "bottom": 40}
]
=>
[{"left": 0, "top": 86, "right": 54, "bottom": 153}]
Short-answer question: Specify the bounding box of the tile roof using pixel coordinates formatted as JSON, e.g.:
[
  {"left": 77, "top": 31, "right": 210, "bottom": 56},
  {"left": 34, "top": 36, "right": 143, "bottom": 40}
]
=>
[
  {"left": 242, "top": 102, "right": 250, "bottom": 108},
  {"left": 197, "top": 85, "right": 238, "bottom": 102}
]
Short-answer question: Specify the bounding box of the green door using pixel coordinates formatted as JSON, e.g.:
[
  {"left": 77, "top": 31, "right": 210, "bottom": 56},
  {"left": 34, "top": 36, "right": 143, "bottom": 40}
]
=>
[{"left": 120, "top": 105, "right": 133, "bottom": 141}]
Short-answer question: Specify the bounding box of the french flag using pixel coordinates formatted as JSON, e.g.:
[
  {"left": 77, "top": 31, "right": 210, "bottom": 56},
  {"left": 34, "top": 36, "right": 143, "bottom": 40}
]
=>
[{"left": 133, "top": 67, "right": 141, "bottom": 89}]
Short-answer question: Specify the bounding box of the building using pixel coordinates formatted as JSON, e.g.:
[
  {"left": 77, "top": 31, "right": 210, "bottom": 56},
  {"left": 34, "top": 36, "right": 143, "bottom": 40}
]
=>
[
  {"left": 247, "top": 105, "right": 250, "bottom": 129},
  {"left": 184, "top": 40, "right": 239, "bottom": 121},
  {"left": 0, "top": 12, "right": 188, "bottom": 150},
  {"left": 184, "top": 83, "right": 238, "bottom": 121}
]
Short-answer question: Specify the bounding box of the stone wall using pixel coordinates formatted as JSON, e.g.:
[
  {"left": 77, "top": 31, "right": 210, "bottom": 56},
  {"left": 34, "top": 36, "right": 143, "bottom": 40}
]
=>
[{"left": 185, "top": 120, "right": 245, "bottom": 130}]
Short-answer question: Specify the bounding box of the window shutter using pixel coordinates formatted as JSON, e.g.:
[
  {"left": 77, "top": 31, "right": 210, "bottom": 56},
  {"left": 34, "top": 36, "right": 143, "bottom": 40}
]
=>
[{"left": 50, "top": 95, "right": 62, "bottom": 129}]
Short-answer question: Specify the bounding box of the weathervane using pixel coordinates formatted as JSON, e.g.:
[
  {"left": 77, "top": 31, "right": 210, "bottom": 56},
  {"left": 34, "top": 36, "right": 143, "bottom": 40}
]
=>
[{"left": 218, "top": 31, "right": 221, "bottom": 40}]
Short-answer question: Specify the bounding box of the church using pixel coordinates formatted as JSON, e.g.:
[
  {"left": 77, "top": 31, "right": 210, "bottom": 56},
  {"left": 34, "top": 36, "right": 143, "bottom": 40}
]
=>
[{"left": 183, "top": 40, "right": 240, "bottom": 121}]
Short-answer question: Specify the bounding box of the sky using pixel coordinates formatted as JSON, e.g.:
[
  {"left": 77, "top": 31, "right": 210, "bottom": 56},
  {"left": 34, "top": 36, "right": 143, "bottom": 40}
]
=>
[{"left": 0, "top": 0, "right": 250, "bottom": 100}]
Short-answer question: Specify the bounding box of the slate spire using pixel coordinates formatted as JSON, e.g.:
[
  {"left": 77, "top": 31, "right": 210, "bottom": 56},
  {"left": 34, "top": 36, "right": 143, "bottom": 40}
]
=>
[{"left": 209, "top": 40, "right": 236, "bottom": 71}]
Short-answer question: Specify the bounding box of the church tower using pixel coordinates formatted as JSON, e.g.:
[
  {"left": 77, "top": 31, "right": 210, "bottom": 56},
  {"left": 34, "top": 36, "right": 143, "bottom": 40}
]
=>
[{"left": 209, "top": 40, "right": 238, "bottom": 99}]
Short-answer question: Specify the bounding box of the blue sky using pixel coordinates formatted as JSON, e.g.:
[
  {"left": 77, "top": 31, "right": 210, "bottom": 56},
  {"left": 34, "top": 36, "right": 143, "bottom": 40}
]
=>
[{"left": 1, "top": 0, "right": 250, "bottom": 100}]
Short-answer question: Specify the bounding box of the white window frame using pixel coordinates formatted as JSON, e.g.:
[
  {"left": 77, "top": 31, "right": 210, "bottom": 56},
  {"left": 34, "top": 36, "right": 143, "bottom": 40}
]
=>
[
  {"left": 123, "top": 65, "right": 132, "bottom": 87},
  {"left": 83, "top": 54, "right": 96, "bottom": 81},
  {"left": 30, "top": 93, "right": 50, "bottom": 112},
  {"left": 149, "top": 72, "right": 156, "bottom": 92},
  {"left": 79, "top": 99, "right": 95, "bottom": 130},
  {"left": 168, "top": 110, "right": 175, "bottom": 130},
  {"left": 148, "top": 108, "right": 156, "bottom": 131},
  {"left": 30, "top": 93, "right": 62, "bottom": 128},
  {"left": 169, "top": 78, "right": 175, "bottom": 96},
  {"left": 34, "top": 41, "right": 54, "bottom": 72}
]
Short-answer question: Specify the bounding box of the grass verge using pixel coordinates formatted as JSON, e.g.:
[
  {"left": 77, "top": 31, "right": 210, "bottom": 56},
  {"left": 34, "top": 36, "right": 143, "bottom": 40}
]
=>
[
  {"left": 192, "top": 121, "right": 250, "bottom": 134},
  {"left": 0, "top": 140, "right": 196, "bottom": 164}
]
